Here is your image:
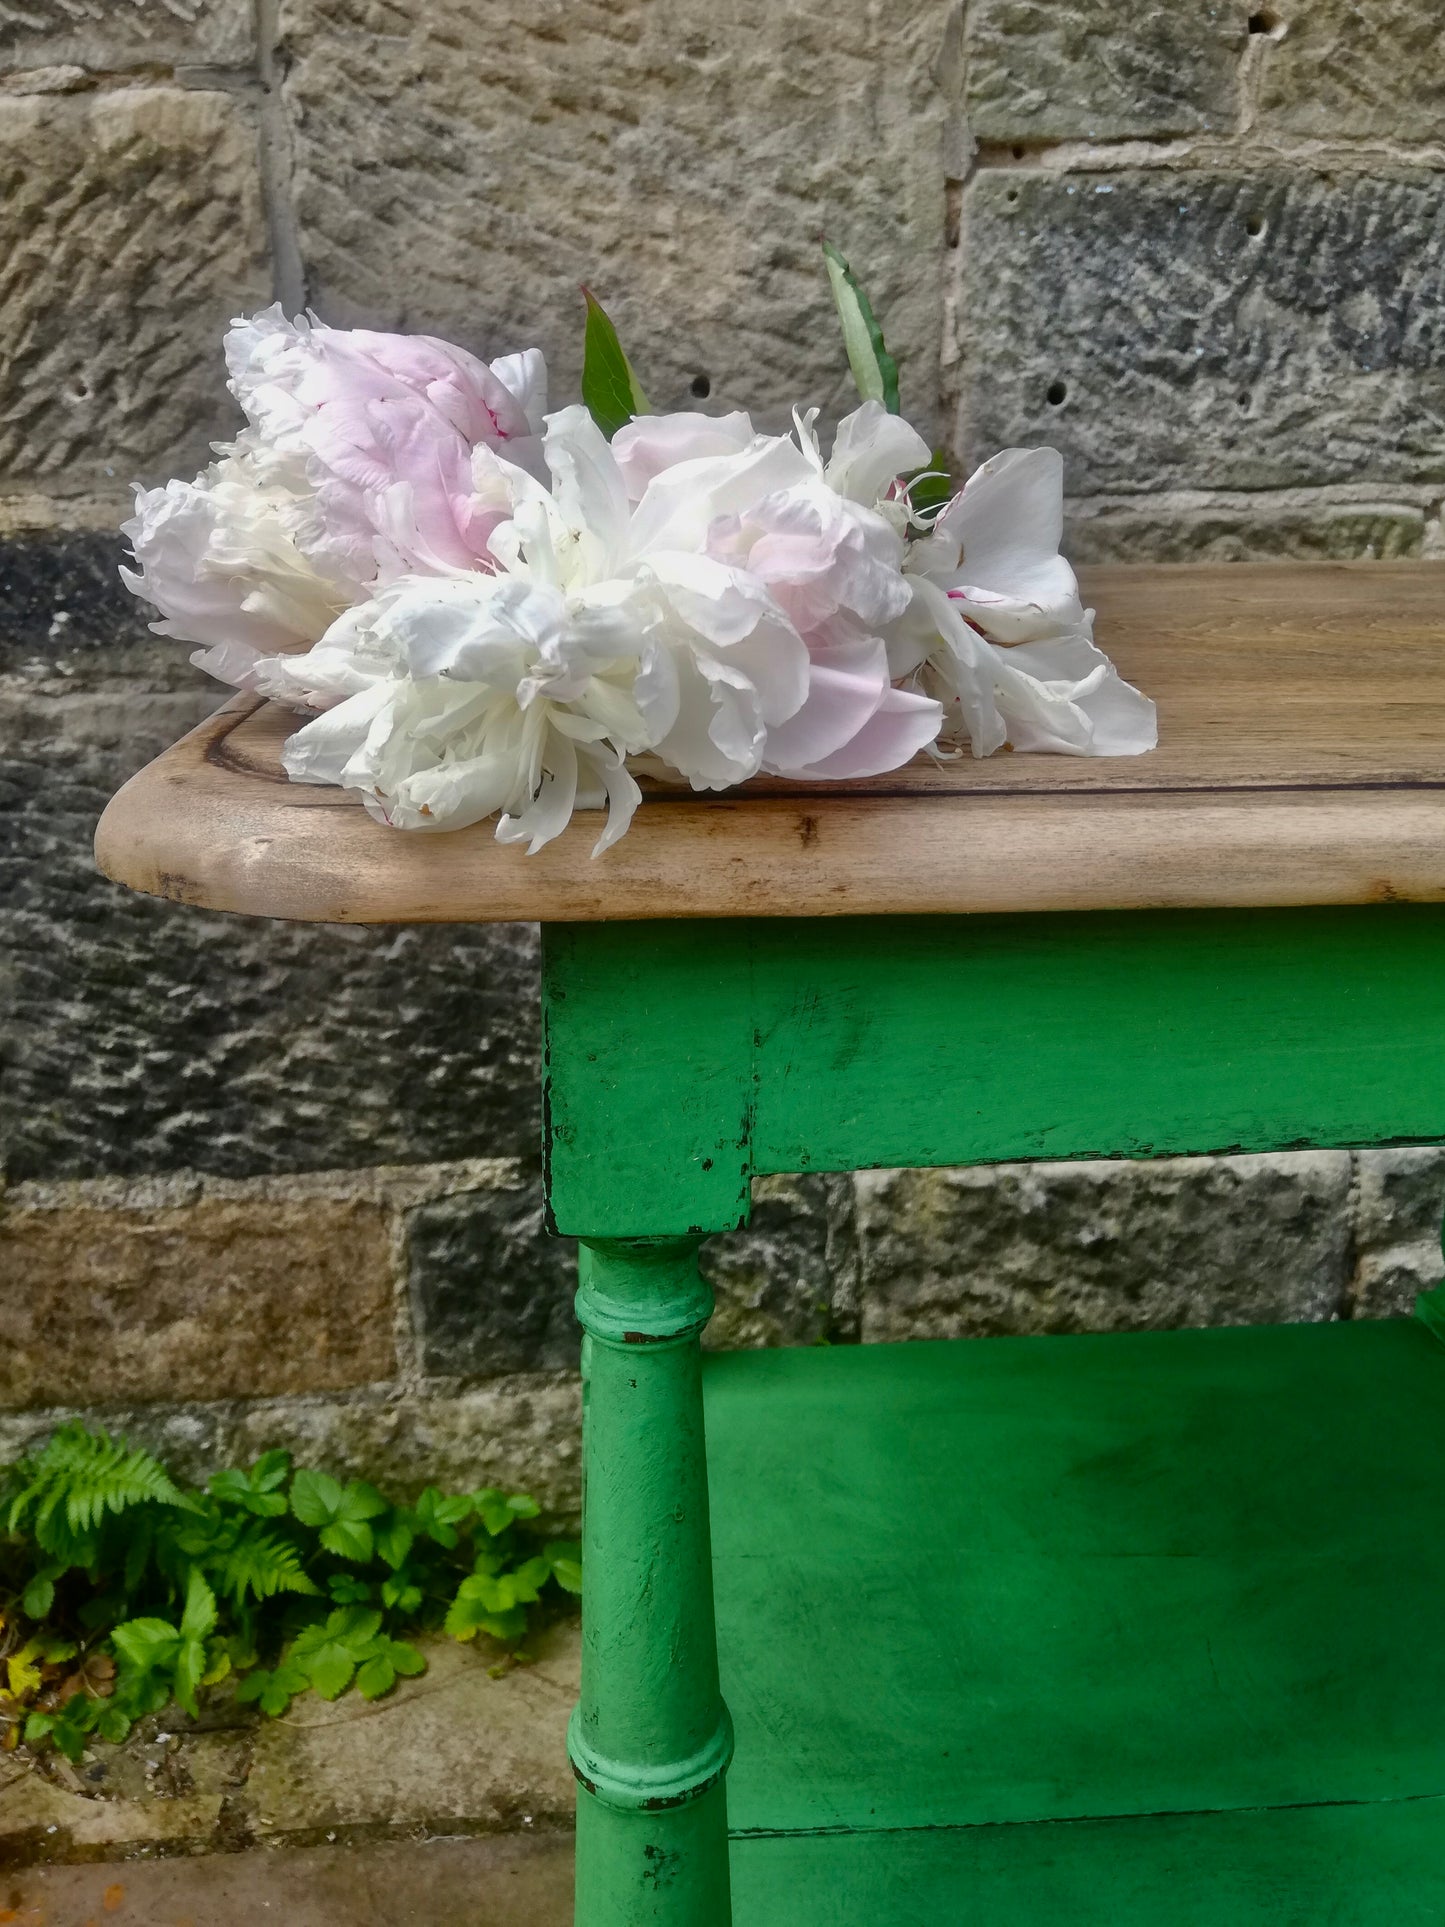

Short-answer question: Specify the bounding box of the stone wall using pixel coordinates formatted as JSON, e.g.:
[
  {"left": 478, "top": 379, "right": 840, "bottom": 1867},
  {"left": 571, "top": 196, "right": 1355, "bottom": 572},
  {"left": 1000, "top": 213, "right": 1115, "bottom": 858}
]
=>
[{"left": 2, "top": 1, "right": 1442, "bottom": 1506}]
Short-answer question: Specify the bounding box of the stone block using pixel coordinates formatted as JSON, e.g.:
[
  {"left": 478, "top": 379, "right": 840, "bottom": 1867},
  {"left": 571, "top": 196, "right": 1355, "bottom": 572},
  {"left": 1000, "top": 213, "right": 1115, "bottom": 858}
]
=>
[
  {"left": 1257, "top": 0, "right": 1445, "bottom": 141},
  {"left": 0, "top": 674, "right": 543, "bottom": 1181},
  {"left": 0, "top": 1192, "right": 398, "bottom": 1405},
  {"left": 242, "top": 1621, "right": 578, "bottom": 1837},
  {"left": 1349, "top": 1146, "right": 1445, "bottom": 1317},
  {"left": 0, "top": 0, "right": 254, "bottom": 73},
  {"left": 277, "top": 0, "right": 953, "bottom": 440},
  {"left": 959, "top": 168, "right": 1445, "bottom": 495},
  {"left": 702, "top": 1171, "right": 860, "bottom": 1349},
  {"left": 407, "top": 1169, "right": 861, "bottom": 1377},
  {"left": 856, "top": 1152, "right": 1352, "bottom": 1342},
  {"left": 964, "top": 0, "right": 1245, "bottom": 142},
  {"left": 1064, "top": 495, "right": 1430, "bottom": 563},
  {"left": 408, "top": 1173, "right": 579, "bottom": 1378},
  {"left": 0, "top": 88, "right": 268, "bottom": 501},
  {"left": 0, "top": 527, "right": 199, "bottom": 684},
  {"left": 225, "top": 1378, "right": 584, "bottom": 1520}
]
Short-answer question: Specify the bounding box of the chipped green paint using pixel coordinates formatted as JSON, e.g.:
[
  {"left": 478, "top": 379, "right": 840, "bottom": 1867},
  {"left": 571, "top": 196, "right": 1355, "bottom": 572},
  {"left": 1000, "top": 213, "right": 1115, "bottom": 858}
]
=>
[
  {"left": 570, "top": 1240, "right": 731, "bottom": 1924},
  {"left": 547, "top": 905, "right": 1445, "bottom": 1924}
]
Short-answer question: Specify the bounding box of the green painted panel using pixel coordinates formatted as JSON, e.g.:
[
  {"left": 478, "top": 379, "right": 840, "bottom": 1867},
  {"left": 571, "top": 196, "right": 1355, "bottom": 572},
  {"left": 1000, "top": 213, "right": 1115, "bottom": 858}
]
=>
[
  {"left": 542, "top": 907, "right": 1445, "bottom": 1237},
  {"left": 729, "top": 1797, "right": 1445, "bottom": 1925},
  {"left": 705, "top": 1318, "right": 1445, "bottom": 1836}
]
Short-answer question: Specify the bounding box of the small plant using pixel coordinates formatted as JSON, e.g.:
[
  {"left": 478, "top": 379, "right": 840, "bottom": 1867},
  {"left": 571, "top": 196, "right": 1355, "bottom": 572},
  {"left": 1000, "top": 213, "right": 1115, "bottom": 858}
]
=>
[{"left": 0, "top": 1423, "right": 580, "bottom": 1761}]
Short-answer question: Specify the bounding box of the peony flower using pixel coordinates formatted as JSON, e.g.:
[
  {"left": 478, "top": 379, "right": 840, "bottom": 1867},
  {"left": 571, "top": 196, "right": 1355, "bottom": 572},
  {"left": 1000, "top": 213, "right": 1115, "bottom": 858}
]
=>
[
  {"left": 893, "top": 447, "right": 1157, "bottom": 758},
  {"left": 122, "top": 307, "right": 550, "bottom": 692},
  {"left": 248, "top": 405, "right": 819, "bottom": 850},
  {"left": 224, "top": 304, "right": 548, "bottom": 581},
  {"left": 120, "top": 428, "right": 363, "bottom": 687},
  {"left": 616, "top": 400, "right": 943, "bottom": 780}
]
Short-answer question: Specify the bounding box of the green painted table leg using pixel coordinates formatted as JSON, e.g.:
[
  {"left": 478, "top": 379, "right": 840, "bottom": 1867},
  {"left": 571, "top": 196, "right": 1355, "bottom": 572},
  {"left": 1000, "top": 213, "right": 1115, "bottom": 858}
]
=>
[{"left": 570, "top": 1238, "right": 733, "bottom": 1926}]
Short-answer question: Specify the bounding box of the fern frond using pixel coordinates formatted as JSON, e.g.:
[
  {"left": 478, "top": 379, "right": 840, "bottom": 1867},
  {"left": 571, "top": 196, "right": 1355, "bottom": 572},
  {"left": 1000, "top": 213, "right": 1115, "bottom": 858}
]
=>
[
  {"left": 217, "top": 1522, "right": 321, "bottom": 1603},
  {"left": 7, "top": 1423, "right": 184, "bottom": 1546}
]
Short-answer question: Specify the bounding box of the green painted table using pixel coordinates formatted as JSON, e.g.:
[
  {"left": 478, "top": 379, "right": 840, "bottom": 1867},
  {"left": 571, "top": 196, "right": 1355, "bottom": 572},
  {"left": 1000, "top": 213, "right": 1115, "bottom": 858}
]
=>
[{"left": 97, "top": 563, "right": 1445, "bottom": 1923}]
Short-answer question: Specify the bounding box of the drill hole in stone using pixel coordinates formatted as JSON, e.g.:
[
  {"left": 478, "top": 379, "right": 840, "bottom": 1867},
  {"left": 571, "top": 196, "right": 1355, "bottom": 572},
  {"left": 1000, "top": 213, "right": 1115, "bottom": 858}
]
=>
[
  {"left": 690, "top": 372, "right": 711, "bottom": 398},
  {"left": 1236, "top": 391, "right": 1252, "bottom": 412},
  {"left": 1046, "top": 379, "right": 1068, "bottom": 407},
  {"left": 1246, "top": 213, "right": 1266, "bottom": 238},
  {"left": 1005, "top": 187, "right": 1020, "bottom": 205},
  {"left": 1011, "top": 144, "right": 1026, "bottom": 160},
  {"left": 1247, "top": 6, "right": 1285, "bottom": 35}
]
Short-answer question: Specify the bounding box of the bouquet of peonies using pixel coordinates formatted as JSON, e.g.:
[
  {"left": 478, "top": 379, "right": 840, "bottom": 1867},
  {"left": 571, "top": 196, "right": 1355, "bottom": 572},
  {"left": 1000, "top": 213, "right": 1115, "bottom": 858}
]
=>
[{"left": 122, "top": 249, "right": 1155, "bottom": 855}]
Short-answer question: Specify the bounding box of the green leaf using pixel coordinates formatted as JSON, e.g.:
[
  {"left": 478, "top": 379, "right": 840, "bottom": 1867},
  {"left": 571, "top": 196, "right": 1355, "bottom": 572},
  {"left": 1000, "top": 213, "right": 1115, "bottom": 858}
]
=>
[
  {"left": 217, "top": 1522, "right": 321, "bottom": 1604},
  {"left": 111, "top": 1616, "right": 182, "bottom": 1676},
  {"left": 327, "top": 1573, "right": 373, "bottom": 1606},
  {"left": 445, "top": 1574, "right": 527, "bottom": 1645},
  {"left": 289, "top": 1468, "right": 344, "bottom": 1527},
  {"left": 545, "top": 1540, "right": 583, "bottom": 1595},
  {"left": 472, "top": 1489, "right": 540, "bottom": 1536},
  {"left": 380, "top": 1569, "right": 425, "bottom": 1616},
  {"left": 251, "top": 1450, "right": 292, "bottom": 1493},
  {"left": 319, "top": 1518, "right": 375, "bottom": 1563},
  {"left": 209, "top": 1467, "right": 287, "bottom": 1518},
  {"left": 236, "top": 1658, "right": 308, "bottom": 1718},
  {"left": 22, "top": 1564, "right": 62, "bottom": 1620},
  {"left": 580, "top": 288, "right": 650, "bottom": 439},
  {"left": 373, "top": 1511, "right": 416, "bottom": 1570},
  {"left": 822, "top": 240, "right": 900, "bottom": 415},
  {"left": 412, "top": 1488, "right": 471, "bottom": 1550},
  {"left": 295, "top": 1639, "right": 355, "bottom": 1701},
  {"left": 173, "top": 1635, "right": 207, "bottom": 1717},
  {"left": 180, "top": 1567, "right": 218, "bottom": 1643}
]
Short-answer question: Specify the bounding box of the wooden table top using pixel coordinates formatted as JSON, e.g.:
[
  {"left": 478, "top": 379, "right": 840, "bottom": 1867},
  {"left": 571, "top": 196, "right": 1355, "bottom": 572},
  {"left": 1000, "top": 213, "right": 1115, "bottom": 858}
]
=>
[{"left": 94, "top": 561, "right": 1445, "bottom": 924}]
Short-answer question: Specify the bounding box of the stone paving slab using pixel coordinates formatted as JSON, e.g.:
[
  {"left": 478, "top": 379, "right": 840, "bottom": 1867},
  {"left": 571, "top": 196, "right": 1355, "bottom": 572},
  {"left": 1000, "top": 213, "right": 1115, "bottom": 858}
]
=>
[{"left": 0, "top": 1833, "right": 572, "bottom": 1927}]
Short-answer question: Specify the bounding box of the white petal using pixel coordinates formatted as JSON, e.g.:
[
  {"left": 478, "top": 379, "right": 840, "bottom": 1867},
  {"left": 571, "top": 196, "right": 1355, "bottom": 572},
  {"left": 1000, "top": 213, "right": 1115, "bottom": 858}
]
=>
[
  {"left": 280, "top": 683, "right": 394, "bottom": 787},
  {"left": 629, "top": 435, "right": 812, "bottom": 556},
  {"left": 992, "top": 635, "right": 1158, "bottom": 756},
  {"left": 825, "top": 401, "right": 931, "bottom": 506},
  {"left": 544, "top": 405, "right": 632, "bottom": 576},
  {"left": 490, "top": 348, "right": 549, "bottom": 433},
  {"left": 932, "top": 447, "right": 1085, "bottom": 640},
  {"left": 762, "top": 636, "right": 891, "bottom": 774},
  {"left": 612, "top": 411, "right": 755, "bottom": 499},
  {"left": 783, "top": 684, "right": 943, "bottom": 781}
]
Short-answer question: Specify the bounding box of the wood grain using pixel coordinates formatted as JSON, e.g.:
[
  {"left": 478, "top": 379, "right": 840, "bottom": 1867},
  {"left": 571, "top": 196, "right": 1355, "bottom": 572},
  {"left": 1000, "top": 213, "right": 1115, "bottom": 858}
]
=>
[{"left": 94, "top": 561, "right": 1445, "bottom": 923}]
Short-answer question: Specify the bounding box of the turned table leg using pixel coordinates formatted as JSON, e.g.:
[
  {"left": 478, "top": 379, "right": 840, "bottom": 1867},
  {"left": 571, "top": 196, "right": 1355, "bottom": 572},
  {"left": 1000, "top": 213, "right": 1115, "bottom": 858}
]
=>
[{"left": 569, "top": 1237, "right": 734, "bottom": 1926}]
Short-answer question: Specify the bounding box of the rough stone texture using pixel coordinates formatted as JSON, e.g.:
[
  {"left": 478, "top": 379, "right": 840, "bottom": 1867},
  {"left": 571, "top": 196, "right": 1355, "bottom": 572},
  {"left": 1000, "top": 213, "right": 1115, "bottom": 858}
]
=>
[
  {"left": 1066, "top": 494, "right": 1430, "bottom": 563},
  {"left": 408, "top": 1173, "right": 578, "bottom": 1379},
  {"left": 0, "top": 1623, "right": 580, "bottom": 1890},
  {"left": 702, "top": 1172, "right": 861, "bottom": 1349},
  {"left": 856, "top": 1152, "right": 1353, "bottom": 1342},
  {"left": 408, "top": 1170, "right": 862, "bottom": 1376},
  {"left": 963, "top": 1, "right": 1245, "bottom": 142},
  {"left": 0, "top": 0, "right": 255, "bottom": 73},
  {"left": 0, "top": 1193, "right": 397, "bottom": 1406},
  {"left": 277, "top": 0, "right": 954, "bottom": 441},
  {"left": 0, "top": 88, "right": 269, "bottom": 501},
  {"left": 1257, "top": 0, "right": 1445, "bottom": 141},
  {"left": 0, "top": 684, "right": 544, "bottom": 1183},
  {"left": 224, "top": 1379, "right": 584, "bottom": 1520},
  {"left": 244, "top": 1622, "right": 577, "bottom": 1836},
  {"left": 8, "top": 1837, "right": 573, "bottom": 1926},
  {"left": 1350, "top": 1146, "right": 1445, "bottom": 1318},
  {"left": 959, "top": 168, "right": 1445, "bottom": 496}
]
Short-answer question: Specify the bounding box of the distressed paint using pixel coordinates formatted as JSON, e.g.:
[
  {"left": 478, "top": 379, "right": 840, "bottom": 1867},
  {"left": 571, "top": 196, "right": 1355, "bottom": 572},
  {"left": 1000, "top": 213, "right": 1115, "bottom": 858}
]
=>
[
  {"left": 545, "top": 904, "right": 1445, "bottom": 1923},
  {"left": 708, "top": 1317, "right": 1445, "bottom": 1920},
  {"left": 543, "top": 906, "right": 1445, "bottom": 1237},
  {"left": 571, "top": 1239, "right": 732, "bottom": 1926}
]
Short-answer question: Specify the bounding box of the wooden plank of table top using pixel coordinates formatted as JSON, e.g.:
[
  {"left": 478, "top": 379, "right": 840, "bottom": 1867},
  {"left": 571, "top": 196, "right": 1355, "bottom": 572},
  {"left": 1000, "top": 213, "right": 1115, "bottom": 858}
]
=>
[{"left": 94, "top": 561, "right": 1445, "bottom": 924}]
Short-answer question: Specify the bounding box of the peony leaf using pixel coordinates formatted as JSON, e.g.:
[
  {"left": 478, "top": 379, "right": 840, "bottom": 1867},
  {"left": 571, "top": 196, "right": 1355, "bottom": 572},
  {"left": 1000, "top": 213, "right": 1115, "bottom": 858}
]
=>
[
  {"left": 822, "top": 240, "right": 900, "bottom": 415},
  {"left": 581, "top": 289, "right": 650, "bottom": 439}
]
